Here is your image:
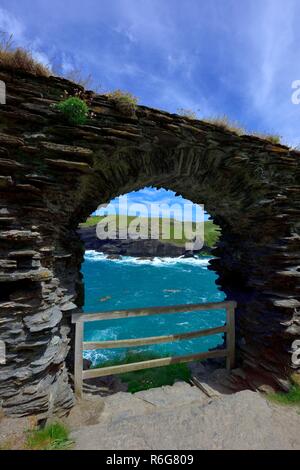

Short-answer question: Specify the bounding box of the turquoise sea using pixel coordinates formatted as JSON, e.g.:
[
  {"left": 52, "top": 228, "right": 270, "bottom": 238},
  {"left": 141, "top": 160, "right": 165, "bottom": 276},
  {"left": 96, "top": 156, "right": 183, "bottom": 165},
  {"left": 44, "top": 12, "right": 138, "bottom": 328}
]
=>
[{"left": 82, "top": 251, "right": 226, "bottom": 365}]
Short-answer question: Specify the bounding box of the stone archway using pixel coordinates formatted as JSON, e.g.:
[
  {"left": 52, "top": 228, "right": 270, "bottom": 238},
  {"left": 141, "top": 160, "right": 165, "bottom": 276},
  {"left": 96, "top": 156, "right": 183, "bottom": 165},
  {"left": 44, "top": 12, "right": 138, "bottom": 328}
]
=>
[{"left": 0, "top": 68, "right": 299, "bottom": 417}]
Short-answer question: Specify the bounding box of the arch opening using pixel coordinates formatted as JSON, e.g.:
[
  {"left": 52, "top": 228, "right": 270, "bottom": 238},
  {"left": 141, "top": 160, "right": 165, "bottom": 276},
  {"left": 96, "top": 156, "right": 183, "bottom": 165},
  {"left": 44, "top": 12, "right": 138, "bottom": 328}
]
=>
[{"left": 77, "top": 187, "right": 225, "bottom": 375}]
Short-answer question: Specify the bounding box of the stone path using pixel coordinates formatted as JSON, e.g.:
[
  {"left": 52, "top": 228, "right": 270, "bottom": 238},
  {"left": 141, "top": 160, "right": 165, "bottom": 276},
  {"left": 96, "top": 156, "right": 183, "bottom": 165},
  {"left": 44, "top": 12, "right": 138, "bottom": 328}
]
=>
[{"left": 70, "top": 382, "right": 300, "bottom": 450}]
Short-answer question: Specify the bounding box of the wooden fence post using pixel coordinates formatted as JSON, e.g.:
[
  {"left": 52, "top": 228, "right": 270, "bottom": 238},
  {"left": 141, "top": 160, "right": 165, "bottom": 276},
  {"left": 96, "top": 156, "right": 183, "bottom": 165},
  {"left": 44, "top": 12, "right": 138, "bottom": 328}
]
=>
[
  {"left": 74, "top": 320, "right": 83, "bottom": 399},
  {"left": 226, "top": 302, "right": 236, "bottom": 370}
]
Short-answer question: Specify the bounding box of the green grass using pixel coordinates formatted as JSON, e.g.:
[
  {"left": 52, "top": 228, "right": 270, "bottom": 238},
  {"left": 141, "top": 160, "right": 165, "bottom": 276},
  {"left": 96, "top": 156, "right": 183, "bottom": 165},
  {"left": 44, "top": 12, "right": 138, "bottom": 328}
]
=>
[
  {"left": 25, "top": 423, "right": 73, "bottom": 450},
  {"left": 80, "top": 215, "right": 220, "bottom": 249},
  {"left": 268, "top": 384, "right": 300, "bottom": 406},
  {"left": 93, "top": 351, "right": 191, "bottom": 393}
]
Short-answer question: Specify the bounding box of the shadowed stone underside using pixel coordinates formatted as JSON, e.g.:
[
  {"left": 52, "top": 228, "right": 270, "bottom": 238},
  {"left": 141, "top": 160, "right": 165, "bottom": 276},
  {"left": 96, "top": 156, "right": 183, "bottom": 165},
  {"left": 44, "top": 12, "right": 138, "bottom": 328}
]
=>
[{"left": 0, "top": 68, "right": 299, "bottom": 416}]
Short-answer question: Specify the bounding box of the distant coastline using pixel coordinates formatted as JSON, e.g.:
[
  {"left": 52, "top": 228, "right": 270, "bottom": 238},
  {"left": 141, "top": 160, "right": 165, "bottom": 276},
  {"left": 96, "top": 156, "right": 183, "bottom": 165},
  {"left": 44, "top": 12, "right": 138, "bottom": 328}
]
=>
[{"left": 78, "top": 216, "right": 220, "bottom": 258}]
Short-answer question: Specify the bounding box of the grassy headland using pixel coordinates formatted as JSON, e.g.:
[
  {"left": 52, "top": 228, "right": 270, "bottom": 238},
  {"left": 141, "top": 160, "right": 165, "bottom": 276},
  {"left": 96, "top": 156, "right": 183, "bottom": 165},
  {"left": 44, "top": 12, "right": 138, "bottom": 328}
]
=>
[{"left": 80, "top": 215, "right": 221, "bottom": 249}]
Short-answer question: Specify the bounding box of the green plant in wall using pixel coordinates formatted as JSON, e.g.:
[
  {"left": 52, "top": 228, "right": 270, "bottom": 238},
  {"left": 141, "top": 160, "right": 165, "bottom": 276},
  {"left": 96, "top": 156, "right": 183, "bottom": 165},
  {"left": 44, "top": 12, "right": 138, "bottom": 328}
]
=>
[
  {"left": 107, "top": 89, "right": 138, "bottom": 116},
  {"left": 55, "top": 96, "right": 89, "bottom": 125}
]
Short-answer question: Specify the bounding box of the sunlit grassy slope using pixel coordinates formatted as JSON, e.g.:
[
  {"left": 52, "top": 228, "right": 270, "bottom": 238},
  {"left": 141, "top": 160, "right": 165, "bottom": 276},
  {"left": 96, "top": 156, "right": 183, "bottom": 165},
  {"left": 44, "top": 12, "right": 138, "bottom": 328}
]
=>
[{"left": 80, "top": 215, "right": 220, "bottom": 248}]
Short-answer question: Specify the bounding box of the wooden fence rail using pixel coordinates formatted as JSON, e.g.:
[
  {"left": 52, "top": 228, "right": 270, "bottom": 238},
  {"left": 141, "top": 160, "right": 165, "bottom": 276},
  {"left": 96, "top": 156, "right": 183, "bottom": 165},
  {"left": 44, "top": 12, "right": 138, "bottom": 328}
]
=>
[{"left": 72, "top": 300, "right": 237, "bottom": 398}]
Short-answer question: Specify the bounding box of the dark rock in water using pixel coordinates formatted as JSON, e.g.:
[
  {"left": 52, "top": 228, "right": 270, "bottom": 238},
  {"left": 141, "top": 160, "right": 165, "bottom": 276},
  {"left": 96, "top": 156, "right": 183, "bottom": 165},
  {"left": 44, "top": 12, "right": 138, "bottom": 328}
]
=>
[
  {"left": 106, "top": 255, "right": 122, "bottom": 260},
  {"left": 183, "top": 253, "right": 200, "bottom": 258}
]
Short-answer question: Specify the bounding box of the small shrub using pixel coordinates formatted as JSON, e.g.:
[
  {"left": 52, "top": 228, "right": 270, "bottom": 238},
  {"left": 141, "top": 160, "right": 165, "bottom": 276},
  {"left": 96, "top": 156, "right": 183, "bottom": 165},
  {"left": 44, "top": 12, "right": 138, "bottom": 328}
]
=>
[
  {"left": 177, "top": 108, "right": 198, "bottom": 120},
  {"left": 55, "top": 96, "right": 89, "bottom": 125},
  {"left": 0, "top": 32, "right": 50, "bottom": 77},
  {"left": 107, "top": 89, "right": 138, "bottom": 116},
  {"left": 251, "top": 132, "right": 281, "bottom": 144},
  {"left": 203, "top": 115, "right": 245, "bottom": 136},
  {"left": 266, "top": 135, "right": 281, "bottom": 144},
  {"left": 25, "top": 422, "right": 73, "bottom": 450}
]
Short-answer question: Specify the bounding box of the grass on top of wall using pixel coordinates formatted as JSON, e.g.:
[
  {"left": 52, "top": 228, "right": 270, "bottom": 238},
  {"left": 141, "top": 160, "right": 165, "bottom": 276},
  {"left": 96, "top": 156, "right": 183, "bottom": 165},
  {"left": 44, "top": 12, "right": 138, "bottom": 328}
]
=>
[
  {"left": 0, "top": 32, "right": 50, "bottom": 77},
  {"left": 202, "top": 115, "right": 282, "bottom": 144},
  {"left": 92, "top": 351, "right": 192, "bottom": 393}
]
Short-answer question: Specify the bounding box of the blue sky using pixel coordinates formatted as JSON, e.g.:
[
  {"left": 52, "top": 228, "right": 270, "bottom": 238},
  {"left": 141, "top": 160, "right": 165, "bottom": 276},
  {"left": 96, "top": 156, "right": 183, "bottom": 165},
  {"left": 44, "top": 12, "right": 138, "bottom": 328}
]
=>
[
  {"left": 94, "top": 187, "right": 209, "bottom": 221},
  {"left": 1, "top": 0, "right": 299, "bottom": 217}
]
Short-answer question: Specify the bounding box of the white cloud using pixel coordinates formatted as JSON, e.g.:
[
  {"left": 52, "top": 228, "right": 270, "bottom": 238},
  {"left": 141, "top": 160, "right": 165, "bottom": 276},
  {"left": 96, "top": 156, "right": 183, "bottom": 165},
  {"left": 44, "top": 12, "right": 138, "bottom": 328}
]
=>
[
  {"left": 0, "top": 7, "right": 52, "bottom": 70},
  {"left": 0, "top": 7, "right": 24, "bottom": 41},
  {"left": 113, "top": 25, "right": 137, "bottom": 43},
  {"left": 238, "top": 0, "right": 300, "bottom": 145},
  {"left": 31, "top": 50, "right": 50, "bottom": 67},
  {"left": 60, "top": 52, "right": 76, "bottom": 74}
]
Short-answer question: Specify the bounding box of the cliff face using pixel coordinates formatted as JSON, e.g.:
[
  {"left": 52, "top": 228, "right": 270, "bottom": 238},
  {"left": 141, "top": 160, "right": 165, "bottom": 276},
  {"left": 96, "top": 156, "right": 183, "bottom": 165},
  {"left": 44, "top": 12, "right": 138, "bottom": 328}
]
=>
[
  {"left": 0, "top": 66, "right": 299, "bottom": 417},
  {"left": 78, "top": 225, "right": 205, "bottom": 257}
]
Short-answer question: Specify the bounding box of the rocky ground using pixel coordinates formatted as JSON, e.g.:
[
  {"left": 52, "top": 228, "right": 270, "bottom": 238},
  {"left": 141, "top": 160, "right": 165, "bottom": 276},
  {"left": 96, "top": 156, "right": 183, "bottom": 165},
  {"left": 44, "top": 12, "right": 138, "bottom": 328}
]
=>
[
  {"left": 1, "top": 365, "right": 300, "bottom": 450},
  {"left": 71, "top": 385, "right": 300, "bottom": 450}
]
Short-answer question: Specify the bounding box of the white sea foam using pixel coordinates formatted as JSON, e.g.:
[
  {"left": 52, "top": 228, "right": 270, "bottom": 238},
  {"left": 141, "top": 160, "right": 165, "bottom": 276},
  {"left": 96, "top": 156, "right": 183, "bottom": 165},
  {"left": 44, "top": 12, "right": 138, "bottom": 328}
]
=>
[
  {"left": 84, "top": 250, "right": 211, "bottom": 267},
  {"left": 88, "top": 327, "right": 120, "bottom": 342},
  {"left": 83, "top": 349, "right": 117, "bottom": 364}
]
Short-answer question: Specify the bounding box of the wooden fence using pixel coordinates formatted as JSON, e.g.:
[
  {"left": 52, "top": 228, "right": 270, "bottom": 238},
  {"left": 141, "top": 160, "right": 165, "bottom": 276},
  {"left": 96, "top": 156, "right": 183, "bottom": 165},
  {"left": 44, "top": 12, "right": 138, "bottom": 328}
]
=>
[{"left": 72, "top": 300, "right": 237, "bottom": 398}]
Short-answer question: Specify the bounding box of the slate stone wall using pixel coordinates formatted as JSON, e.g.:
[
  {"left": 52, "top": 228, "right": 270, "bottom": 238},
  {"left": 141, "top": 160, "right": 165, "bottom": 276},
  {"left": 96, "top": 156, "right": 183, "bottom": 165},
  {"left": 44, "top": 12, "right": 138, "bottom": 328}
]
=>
[{"left": 0, "top": 67, "right": 299, "bottom": 416}]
